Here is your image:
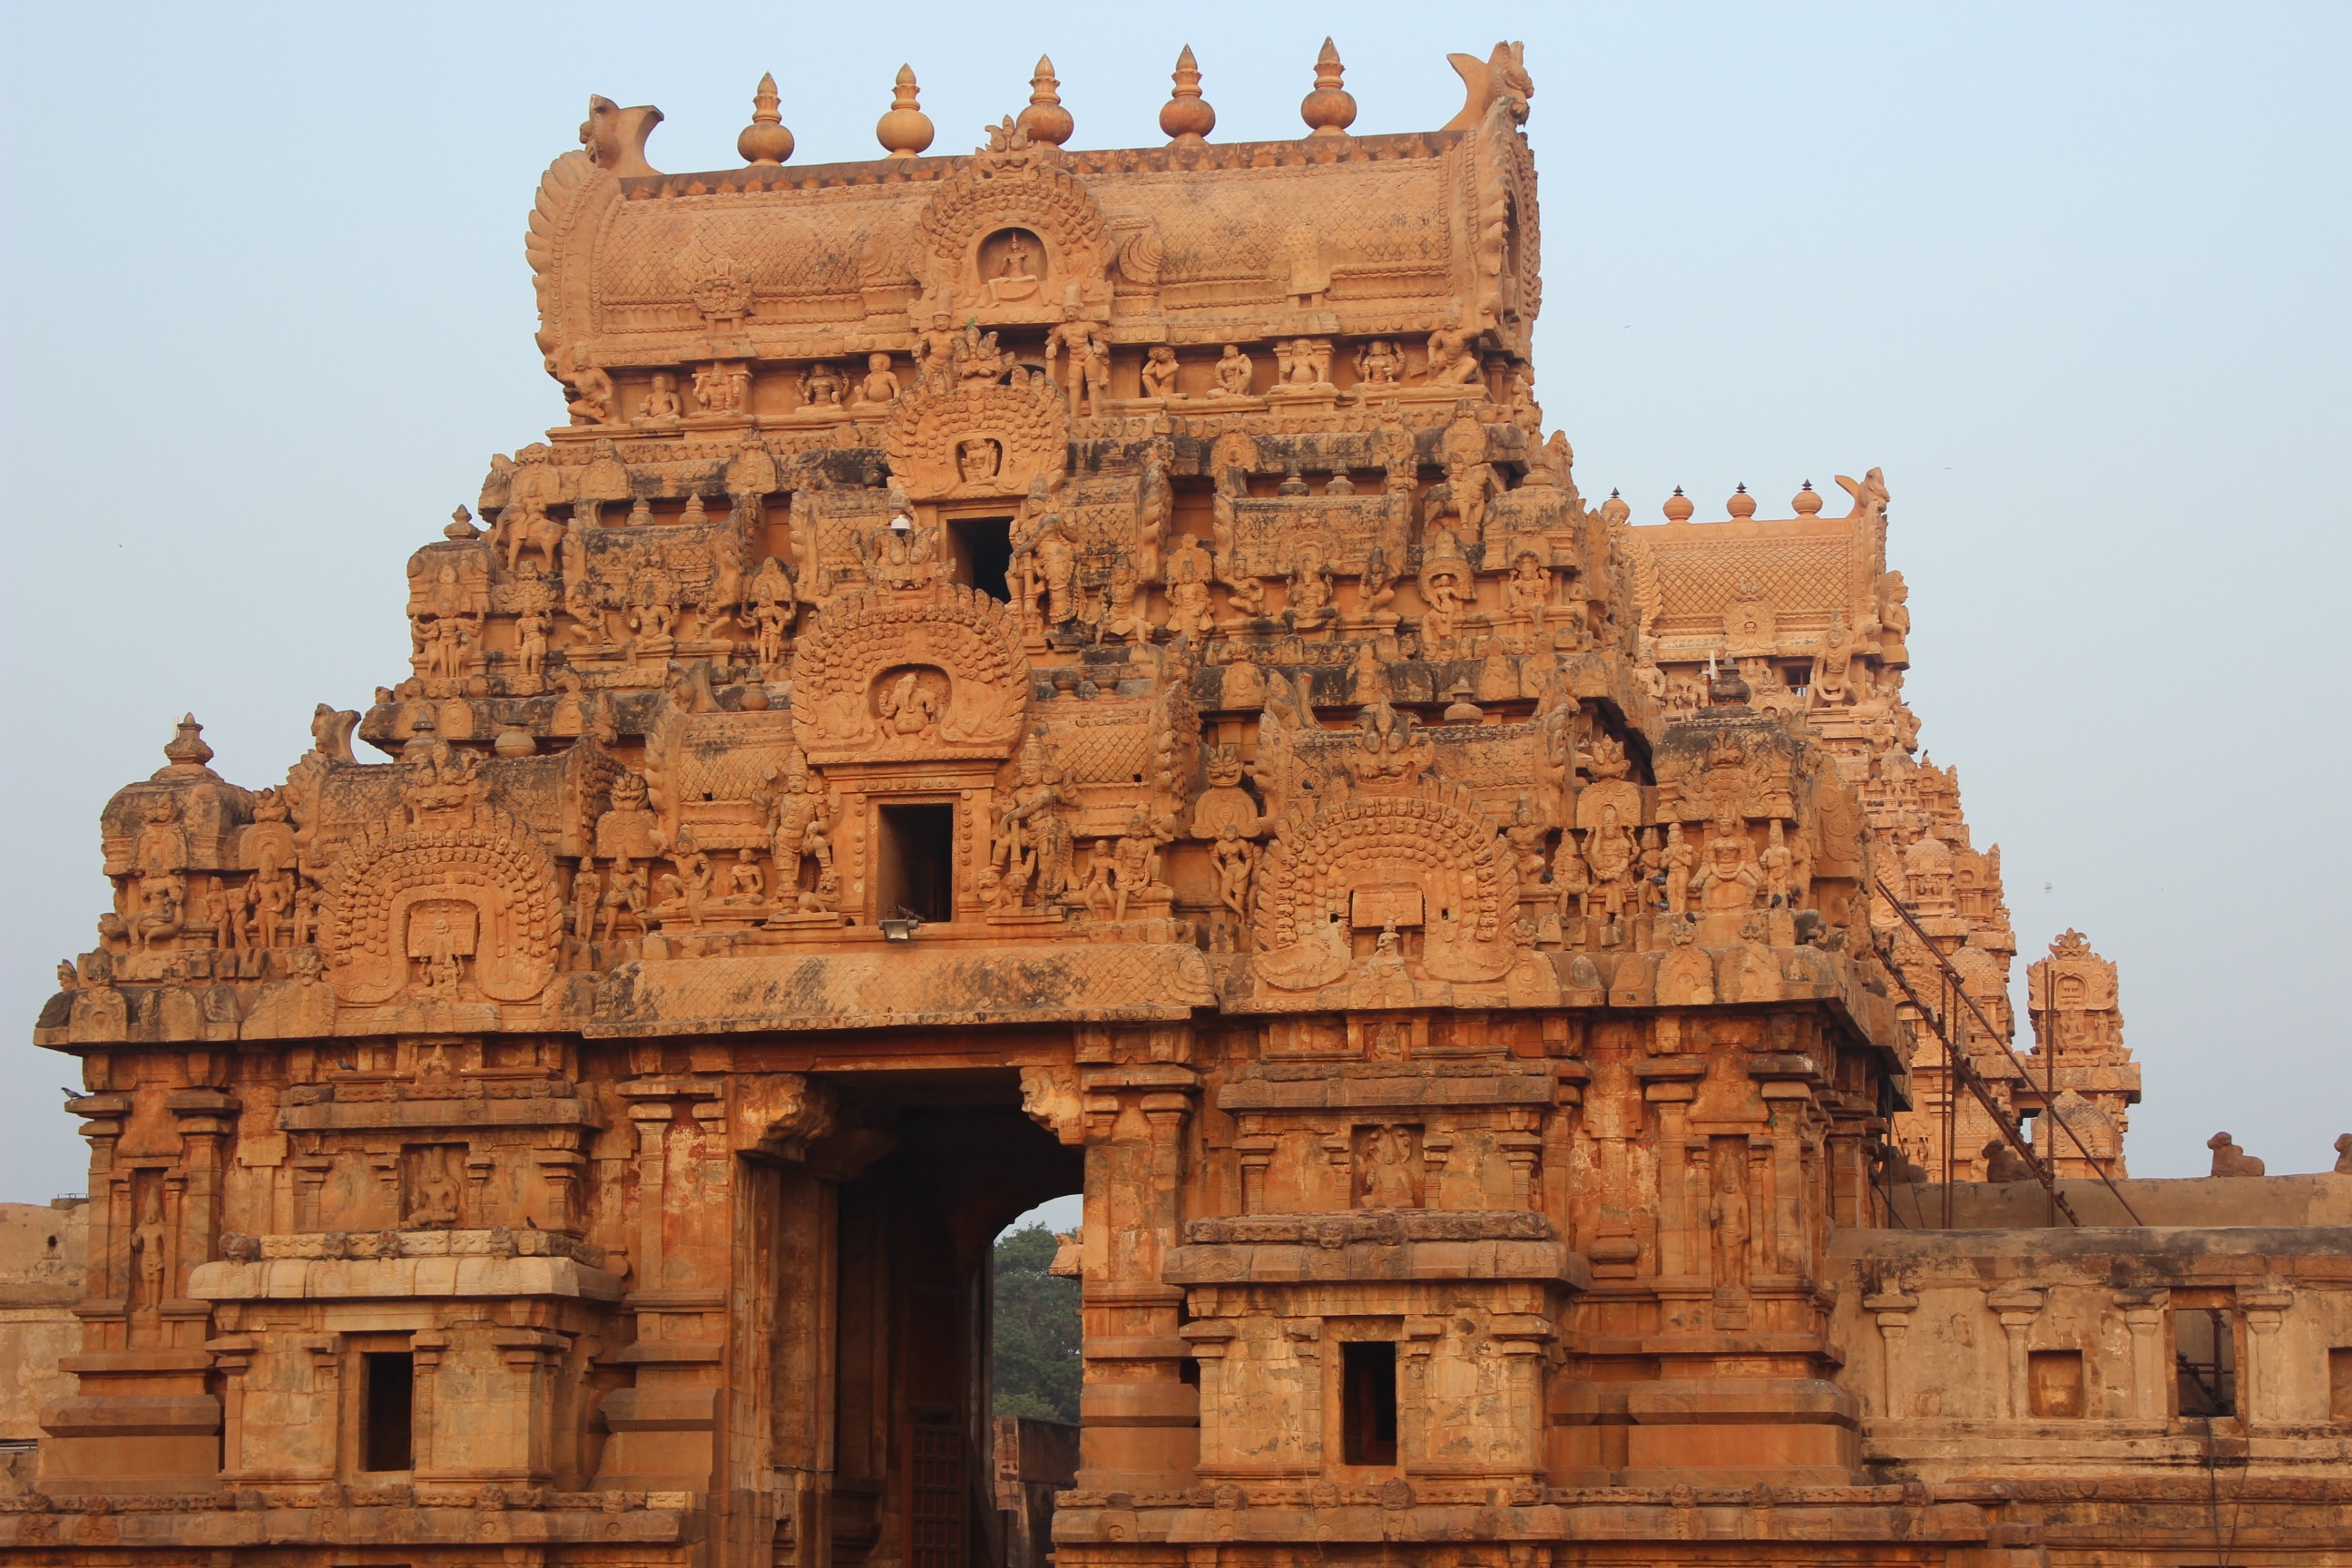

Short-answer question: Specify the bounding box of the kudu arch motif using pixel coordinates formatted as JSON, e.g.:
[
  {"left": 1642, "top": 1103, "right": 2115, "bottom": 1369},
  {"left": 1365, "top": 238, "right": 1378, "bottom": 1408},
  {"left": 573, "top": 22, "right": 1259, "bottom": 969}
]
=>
[{"left": 25, "top": 36, "right": 2312, "bottom": 1568}]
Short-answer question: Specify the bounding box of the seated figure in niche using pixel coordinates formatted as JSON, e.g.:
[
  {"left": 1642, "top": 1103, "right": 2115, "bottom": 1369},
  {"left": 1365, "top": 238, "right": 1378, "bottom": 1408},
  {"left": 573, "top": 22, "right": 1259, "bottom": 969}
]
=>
[
  {"left": 799, "top": 362, "right": 845, "bottom": 410},
  {"left": 851, "top": 352, "right": 901, "bottom": 408},
  {"left": 1209, "top": 344, "right": 1254, "bottom": 398},
  {"left": 1504, "top": 546, "right": 1554, "bottom": 631},
  {"left": 985, "top": 232, "right": 1043, "bottom": 303},
  {"left": 956, "top": 438, "right": 1003, "bottom": 486},
  {"left": 1356, "top": 338, "right": 1404, "bottom": 387},
  {"left": 1140, "top": 345, "right": 1181, "bottom": 400},
  {"left": 1285, "top": 545, "right": 1337, "bottom": 632},
  {"left": 632, "top": 372, "right": 685, "bottom": 426},
  {"left": 877, "top": 670, "right": 944, "bottom": 740}
]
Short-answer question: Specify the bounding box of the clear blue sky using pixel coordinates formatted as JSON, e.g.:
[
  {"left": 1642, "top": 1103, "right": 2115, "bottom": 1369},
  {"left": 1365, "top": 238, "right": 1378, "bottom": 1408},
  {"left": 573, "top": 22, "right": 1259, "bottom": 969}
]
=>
[{"left": 1, "top": 1, "right": 2345, "bottom": 1198}]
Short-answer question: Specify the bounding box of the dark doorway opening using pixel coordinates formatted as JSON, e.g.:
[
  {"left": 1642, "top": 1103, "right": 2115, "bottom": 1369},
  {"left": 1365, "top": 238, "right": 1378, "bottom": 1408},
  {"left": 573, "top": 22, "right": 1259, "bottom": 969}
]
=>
[
  {"left": 952, "top": 518, "right": 1014, "bottom": 603},
  {"left": 1341, "top": 1340, "right": 1397, "bottom": 1465},
  {"left": 878, "top": 804, "right": 956, "bottom": 923},
  {"left": 362, "top": 1350, "right": 415, "bottom": 1471}
]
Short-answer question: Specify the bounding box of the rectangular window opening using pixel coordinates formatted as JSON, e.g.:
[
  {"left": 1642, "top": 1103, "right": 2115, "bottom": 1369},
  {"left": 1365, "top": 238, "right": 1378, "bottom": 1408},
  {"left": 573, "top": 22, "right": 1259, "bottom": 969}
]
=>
[
  {"left": 1341, "top": 1340, "right": 1397, "bottom": 1466},
  {"left": 952, "top": 518, "right": 1014, "bottom": 603},
  {"left": 363, "top": 1350, "right": 415, "bottom": 1471},
  {"left": 878, "top": 804, "right": 956, "bottom": 925},
  {"left": 2173, "top": 1307, "right": 2236, "bottom": 1417},
  {"left": 2329, "top": 1348, "right": 2352, "bottom": 1424}
]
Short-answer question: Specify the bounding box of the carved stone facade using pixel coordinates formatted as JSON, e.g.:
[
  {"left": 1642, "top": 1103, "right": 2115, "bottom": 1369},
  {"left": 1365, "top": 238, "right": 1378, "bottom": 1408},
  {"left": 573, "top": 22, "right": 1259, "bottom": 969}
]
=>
[{"left": 11, "top": 41, "right": 2347, "bottom": 1568}]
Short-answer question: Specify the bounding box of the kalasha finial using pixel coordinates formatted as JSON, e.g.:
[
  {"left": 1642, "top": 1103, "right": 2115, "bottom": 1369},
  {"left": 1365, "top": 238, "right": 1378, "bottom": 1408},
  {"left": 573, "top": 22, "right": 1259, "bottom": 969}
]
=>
[
  {"left": 1663, "top": 486, "right": 1694, "bottom": 523},
  {"left": 1793, "top": 479, "right": 1824, "bottom": 515},
  {"left": 163, "top": 714, "right": 215, "bottom": 771},
  {"left": 445, "top": 505, "right": 482, "bottom": 540},
  {"left": 1300, "top": 37, "right": 1357, "bottom": 138},
  {"left": 1727, "top": 483, "right": 1757, "bottom": 520},
  {"left": 1160, "top": 45, "right": 1215, "bottom": 146},
  {"left": 739, "top": 72, "right": 795, "bottom": 165},
  {"left": 1018, "top": 54, "right": 1073, "bottom": 146},
  {"left": 877, "top": 64, "right": 935, "bottom": 159}
]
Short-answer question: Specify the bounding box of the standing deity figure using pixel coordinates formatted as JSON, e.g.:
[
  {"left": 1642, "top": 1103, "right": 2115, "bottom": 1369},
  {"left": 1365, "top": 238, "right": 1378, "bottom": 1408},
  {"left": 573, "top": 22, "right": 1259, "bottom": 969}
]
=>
[
  {"left": 1504, "top": 547, "right": 1553, "bottom": 630},
  {"left": 1359, "top": 1126, "right": 1418, "bottom": 1209},
  {"left": 915, "top": 311, "right": 958, "bottom": 384},
  {"left": 1662, "top": 820, "right": 1699, "bottom": 916},
  {"left": 1163, "top": 535, "right": 1215, "bottom": 639},
  {"left": 132, "top": 1186, "right": 169, "bottom": 1309},
  {"left": 1551, "top": 828, "right": 1591, "bottom": 918},
  {"left": 992, "top": 743, "right": 1071, "bottom": 902},
  {"left": 1210, "top": 821, "right": 1258, "bottom": 917},
  {"left": 1759, "top": 820, "right": 1796, "bottom": 907},
  {"left": 1710, "top": 1152, "right": 1751, "bottom": 1289},
  {"left": 600, "top": 851, "right": 649, "bottom": 940},
  {"left": 748, "top": 555, "right": 796, "bottom": 671},
  {"left": 517, "top": 606, "right": 550, "bottom": 683},
  {"left": 769, "top": 763, "right": 841, "bottom": 890},
  {"left": 1030, "top": 517, "right": 1077, "bottom": 625}
]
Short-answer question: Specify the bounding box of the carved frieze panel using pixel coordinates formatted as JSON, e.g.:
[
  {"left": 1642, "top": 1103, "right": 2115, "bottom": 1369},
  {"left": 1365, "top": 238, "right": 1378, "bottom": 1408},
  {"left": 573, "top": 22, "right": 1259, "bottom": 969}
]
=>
[
  {"left": 881, "top": 367, "right": 1067, "bottom": 503},
  {"left": 790, "top": 586, "right": 1028, "bottom": 764}
]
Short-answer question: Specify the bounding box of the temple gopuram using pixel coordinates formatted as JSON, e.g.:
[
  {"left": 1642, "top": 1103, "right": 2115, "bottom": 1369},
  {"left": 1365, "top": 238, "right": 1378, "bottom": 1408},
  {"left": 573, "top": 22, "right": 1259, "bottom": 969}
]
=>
[{"left": 13, "top": 41, "right": 2348, "bottom": 1568}]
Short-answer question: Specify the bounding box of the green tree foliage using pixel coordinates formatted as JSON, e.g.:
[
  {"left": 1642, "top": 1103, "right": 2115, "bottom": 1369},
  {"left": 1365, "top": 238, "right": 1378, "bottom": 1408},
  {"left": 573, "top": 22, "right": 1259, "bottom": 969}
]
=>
[{"left": 992, "top": 1222, "right": 1081, "bottom": 1422}]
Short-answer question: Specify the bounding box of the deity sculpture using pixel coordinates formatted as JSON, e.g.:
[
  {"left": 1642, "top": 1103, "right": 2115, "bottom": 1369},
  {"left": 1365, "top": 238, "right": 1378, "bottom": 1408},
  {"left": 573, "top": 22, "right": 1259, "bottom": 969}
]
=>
[
  {"left": 1140, "top": 344, "right": 1181, "bottom": 400},
  {"left": 632, "top": 372, "right": 684, "bottom": 426},
  {"left": 851, "top": 352, "right": 901, "bottom": 408},
  {"left": 1209, "top": 343, "right": 1253, "bottom": 397},
  {"left": 1356, "top": 338, "right": 1403, "bottom": 386}
]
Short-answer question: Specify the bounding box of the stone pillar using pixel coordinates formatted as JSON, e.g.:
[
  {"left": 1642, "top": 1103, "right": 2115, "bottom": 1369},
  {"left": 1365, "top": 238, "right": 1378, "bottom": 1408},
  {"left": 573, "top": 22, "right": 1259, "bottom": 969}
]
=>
[
  {"left": 1864, "top": 1291, "right": 1920, "bottom": 1420},
  {"left": 1987, "top": 1288, "right": 2044, "bottom": 1420},
  {"left": 2113, "top": 1289, "right": 2170, "bottom": 1423},
  {"left": 1074, "top": 1048, "right": 1200, "bottom": 1492},
  {"left": 2239, "top": 1289, "right": 2293, "bottom": 1427}
]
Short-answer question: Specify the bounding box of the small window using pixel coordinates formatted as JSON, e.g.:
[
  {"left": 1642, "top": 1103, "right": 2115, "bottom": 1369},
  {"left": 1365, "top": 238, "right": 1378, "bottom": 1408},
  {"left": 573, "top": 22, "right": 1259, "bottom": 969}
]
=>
[
  {"left": 1783, "top": 662, "right": 1811, "bottom": 690},
  {"left": 2027, "top": 1349, "right": 2084, "bottom": 1417},
  {"left": 1341, "top": 1341, "right": 1397, "bottom": 1465},
  {"left": 363, "top": 1351, "right": 415, "bottom": 1471},
  {"left": 877, "top": 804, "right": 956, "bottom": 924},
  {"left": 952, "top": 518, "right": 1014, "bottom": 603},
  {"left": 2329, "top": 1348, "right": 2352, "bottom": 1424},
  {"left": 2174, "top": 1308, "right": 2236, "bottom": 1417}
]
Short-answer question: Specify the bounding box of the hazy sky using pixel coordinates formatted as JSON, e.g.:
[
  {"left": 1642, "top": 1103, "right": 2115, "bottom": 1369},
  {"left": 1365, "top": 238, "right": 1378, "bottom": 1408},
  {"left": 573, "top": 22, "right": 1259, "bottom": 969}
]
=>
[{"left": 0, "top": 2, "right": 2343, "bottom": 1200}]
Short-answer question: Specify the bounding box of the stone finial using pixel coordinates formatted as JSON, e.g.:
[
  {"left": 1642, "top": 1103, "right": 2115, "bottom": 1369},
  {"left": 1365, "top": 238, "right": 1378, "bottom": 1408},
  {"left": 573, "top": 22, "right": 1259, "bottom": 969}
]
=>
[
  {"left": 1018, "top": 54, "right": 1073, "bottom": 147},
  {"left": 739, "top": 72, "right": 795, "bottom": 165},
  {"left": 163, "top": 714, "right": 215, "bottom": 771},
  {"left": 877, "top": 64, "right": 935, "bottom": 159},
  {"left": 1792, "top": 479, "right": 1823, "bottom": 516},
  {"left": 1727, "top": 483, "right": 1757, "bottom": 520},
  {"left": 1300, "top": 37, "right": 1357, "bottom": 138},
  {"left": 1662, "top": 486, "right": 1694, "bottom": 523},
  {"left": 1160, "top": 45, "right": 1216, "bottom": 146},
  {"left": 445, "top": 505, "right": 482, "bottom": 541}
]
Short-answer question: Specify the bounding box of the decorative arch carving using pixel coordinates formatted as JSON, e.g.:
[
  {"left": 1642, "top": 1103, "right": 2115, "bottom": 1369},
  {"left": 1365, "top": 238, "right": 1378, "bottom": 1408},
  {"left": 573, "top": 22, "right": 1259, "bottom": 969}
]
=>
[
  {"left": 881, "top": 366, "right": 1068, "bottom": 502},
  {"left": 1251, "top": 782, "right": 1518, "bottom": 991},
  {"left": 911, "top": 139, "right": 1113, "bottom": 325},
  {"left": 318, "top": 805, "right": 563, "bottom": 1004},
  {"left": 791, "top": 585, "right": 1029, "bottom": 763}
]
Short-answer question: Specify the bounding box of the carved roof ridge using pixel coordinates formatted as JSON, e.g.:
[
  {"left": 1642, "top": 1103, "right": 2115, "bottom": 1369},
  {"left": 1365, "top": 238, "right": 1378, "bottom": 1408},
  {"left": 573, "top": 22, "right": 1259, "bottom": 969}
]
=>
[{"left": 613, "top": 128, "right": 1466, "bottom": 200}]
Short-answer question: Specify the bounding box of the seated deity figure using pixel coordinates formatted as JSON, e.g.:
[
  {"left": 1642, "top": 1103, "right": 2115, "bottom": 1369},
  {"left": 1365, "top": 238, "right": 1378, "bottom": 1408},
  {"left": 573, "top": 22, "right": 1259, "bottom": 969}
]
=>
[
  {"left": 1504, "top": 546, "right": 1553, "bottom": 630},
  {"left": 851, "top": 352, "right": 901, "bottom": 407},
  {"left": 1140, "top": 344, "right": 1181, "bottom": 400},
  {"left": 800, "top": 362, "right": 845, "bottom": 409},
  {"left": 1209, "top": 344, "right": 1254, "bottom": 398},
  {"left": 632, "top": 372, "right": 684, "bottom": 426},
  {"left": 1691, "top": 813, "right": 1762, "bottom": 914},
  {"left": 1356, "top": 338, "right": 1404, "bottom": 386}
]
